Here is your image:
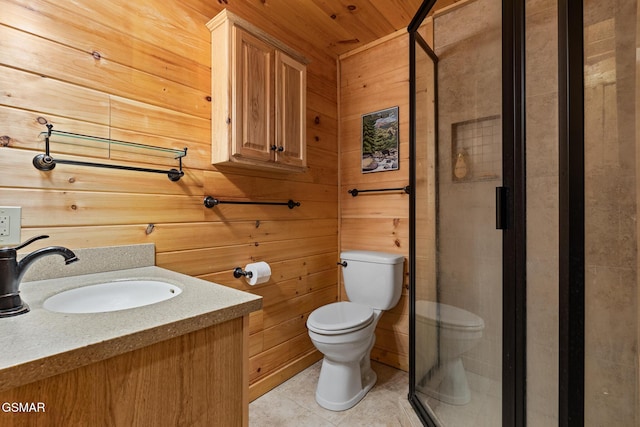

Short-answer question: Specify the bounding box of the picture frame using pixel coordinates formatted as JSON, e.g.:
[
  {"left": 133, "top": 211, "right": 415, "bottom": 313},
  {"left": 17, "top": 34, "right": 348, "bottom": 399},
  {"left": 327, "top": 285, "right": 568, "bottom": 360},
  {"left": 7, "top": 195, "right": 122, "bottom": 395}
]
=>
[{"left": 361, "top": 106, "right": 399, "bottom": 173}]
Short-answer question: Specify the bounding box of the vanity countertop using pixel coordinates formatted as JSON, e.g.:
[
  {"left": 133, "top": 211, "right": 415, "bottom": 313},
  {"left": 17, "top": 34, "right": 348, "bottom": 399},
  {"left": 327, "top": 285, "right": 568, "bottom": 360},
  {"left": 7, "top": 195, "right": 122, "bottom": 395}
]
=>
[{"left": 0, "top": 265, "right": 262, "bottom": 392}]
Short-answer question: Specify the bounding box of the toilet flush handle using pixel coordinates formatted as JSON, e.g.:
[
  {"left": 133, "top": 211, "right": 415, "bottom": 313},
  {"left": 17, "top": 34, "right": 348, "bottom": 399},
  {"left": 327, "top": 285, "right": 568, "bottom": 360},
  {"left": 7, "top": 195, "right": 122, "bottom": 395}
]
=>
[{"left": 337, "top": 261, "right": 347, "bottom": 267}]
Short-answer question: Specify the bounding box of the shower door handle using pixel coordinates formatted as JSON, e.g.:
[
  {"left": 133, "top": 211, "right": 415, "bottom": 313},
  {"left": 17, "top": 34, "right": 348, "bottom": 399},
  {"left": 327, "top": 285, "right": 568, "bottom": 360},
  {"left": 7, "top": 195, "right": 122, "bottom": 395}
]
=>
[{"left": 496, "top": 186, "right": 508, "bottom": 229}]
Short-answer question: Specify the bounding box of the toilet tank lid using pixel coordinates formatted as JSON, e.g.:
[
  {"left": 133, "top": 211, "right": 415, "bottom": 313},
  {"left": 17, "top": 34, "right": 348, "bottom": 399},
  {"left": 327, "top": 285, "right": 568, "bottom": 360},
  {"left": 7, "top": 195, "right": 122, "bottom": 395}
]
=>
[{"left": 340, "top": 250, "right": 404, "bottom": 265}]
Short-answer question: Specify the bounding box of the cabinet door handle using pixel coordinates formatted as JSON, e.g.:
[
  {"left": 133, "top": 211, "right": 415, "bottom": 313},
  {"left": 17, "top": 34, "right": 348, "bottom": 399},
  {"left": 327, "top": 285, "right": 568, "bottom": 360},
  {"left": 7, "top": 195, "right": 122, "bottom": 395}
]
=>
[
  {"left": 270, "top": 145, "right": 278, "bottom": 151},
  {"left": 277, "top": 146, "right": 284, "bottom": 152}
]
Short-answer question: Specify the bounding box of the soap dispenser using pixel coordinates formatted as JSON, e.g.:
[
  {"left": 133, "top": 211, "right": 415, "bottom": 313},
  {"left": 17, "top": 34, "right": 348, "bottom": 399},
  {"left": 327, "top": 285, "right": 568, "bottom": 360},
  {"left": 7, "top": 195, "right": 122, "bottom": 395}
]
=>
[{"left": 453, "top": 151, "right": 470, "bottom": 180}]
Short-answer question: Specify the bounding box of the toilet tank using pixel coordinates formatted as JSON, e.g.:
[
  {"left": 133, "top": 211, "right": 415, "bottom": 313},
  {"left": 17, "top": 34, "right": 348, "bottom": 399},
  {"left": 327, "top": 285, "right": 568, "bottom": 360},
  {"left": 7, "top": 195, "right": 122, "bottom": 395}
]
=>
[{"left": 340, "top": 250, "right": 404, "bottom": 310}]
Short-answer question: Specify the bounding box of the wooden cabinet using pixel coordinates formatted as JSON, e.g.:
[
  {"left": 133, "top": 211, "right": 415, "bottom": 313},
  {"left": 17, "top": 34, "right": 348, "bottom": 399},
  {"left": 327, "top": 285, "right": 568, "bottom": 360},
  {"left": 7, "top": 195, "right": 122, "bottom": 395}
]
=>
[
  {"left": 0, "top": 317, "right": 249, "bottom": 427},
  {"left": 207, "top": 10, "right": 308, "bottom": 172}
]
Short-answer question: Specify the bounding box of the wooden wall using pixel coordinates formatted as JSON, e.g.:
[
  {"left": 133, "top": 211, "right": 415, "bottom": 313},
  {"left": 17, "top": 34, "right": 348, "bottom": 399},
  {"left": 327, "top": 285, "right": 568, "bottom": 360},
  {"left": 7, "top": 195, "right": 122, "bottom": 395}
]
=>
[
  {"left": 0, "top": 0, "right": 338, "bottom": 400},
  {"left": 339, "top": 31, "right": 411, "bottom": 371}
]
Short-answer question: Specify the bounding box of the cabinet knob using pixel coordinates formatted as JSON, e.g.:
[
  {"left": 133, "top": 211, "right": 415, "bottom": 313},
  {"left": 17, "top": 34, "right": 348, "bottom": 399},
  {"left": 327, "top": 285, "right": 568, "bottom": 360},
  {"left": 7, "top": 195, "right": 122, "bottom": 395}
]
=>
[
  {"left": 277, "top": 146, "right": 284, "bottom": 152},
  {"left": 270, "top": 145, "right": 277, "bottom": 151}
]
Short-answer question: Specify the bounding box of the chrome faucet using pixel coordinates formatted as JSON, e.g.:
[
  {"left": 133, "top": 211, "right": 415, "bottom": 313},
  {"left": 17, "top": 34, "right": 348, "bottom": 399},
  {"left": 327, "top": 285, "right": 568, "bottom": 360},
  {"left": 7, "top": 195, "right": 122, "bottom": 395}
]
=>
[{"left": 0, "top": 235, "right": 78, "bottom": 317}]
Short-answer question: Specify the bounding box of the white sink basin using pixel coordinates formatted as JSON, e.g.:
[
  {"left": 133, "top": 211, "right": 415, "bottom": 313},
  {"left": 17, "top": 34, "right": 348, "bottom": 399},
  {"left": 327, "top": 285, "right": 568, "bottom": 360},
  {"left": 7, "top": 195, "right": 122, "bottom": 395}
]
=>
[{"left": 43, "top": 279, "right": 182, "bottom": 314}]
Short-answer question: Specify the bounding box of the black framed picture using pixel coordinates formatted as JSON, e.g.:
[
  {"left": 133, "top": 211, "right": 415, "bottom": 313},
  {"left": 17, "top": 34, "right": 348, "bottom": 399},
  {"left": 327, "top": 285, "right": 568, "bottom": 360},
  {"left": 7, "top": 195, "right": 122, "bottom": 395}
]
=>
[{"left": 361, "top": 106, "right": 399, "bottom": 173}]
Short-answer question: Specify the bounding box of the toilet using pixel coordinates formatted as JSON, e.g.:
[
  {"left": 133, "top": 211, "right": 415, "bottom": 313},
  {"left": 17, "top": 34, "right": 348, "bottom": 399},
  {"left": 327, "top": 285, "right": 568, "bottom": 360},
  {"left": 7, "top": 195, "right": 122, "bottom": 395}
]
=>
[
  {"left": 415, "top": 300, "right": 485, "bottom": 405},
  {"left": 306, "top": 250, "right": 404, "bottom": 411}
]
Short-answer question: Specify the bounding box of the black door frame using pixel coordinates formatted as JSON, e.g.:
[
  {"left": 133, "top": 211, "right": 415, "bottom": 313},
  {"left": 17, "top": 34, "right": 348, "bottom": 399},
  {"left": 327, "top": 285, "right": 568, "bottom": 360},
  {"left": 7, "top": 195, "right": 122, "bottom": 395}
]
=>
[
  {"left": 502, "top": 0, "right": 527, "bottom": 425},
  {"left": 558, "top": 0, "right": 585, "bottom": 425},
  {"left": 407, "top": 0, "right": 527, "bottom": 425},
  {"left": 408, "top": 7, "right": 440, "bottom": 424}
]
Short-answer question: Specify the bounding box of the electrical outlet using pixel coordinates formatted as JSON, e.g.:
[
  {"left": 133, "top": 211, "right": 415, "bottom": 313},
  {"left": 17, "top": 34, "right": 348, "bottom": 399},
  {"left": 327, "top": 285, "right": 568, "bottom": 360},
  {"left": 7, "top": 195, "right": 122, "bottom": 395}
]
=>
[{"left": 0, "top": 206, "right": 21, "bottom": 246}]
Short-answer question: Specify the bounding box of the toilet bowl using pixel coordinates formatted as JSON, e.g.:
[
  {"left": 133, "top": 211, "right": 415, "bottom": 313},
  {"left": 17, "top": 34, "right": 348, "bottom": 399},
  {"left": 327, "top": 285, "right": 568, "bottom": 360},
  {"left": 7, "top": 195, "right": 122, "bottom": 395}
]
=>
[
  {"left": 307, "top": 301, "right": 379, "bottom": 411},
  {"left": 307, "top": 251, "right": 404, "bottom": 411},
  {"left": 415, "top": 300, "right": 484, "bottom": 405}
]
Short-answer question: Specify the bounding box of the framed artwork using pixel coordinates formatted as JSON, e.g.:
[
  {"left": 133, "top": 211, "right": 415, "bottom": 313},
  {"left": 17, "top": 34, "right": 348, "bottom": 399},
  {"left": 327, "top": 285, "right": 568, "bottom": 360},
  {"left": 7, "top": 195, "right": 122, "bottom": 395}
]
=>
[{"left": 361, "top": 106, "right": 399, "bottom": 173}]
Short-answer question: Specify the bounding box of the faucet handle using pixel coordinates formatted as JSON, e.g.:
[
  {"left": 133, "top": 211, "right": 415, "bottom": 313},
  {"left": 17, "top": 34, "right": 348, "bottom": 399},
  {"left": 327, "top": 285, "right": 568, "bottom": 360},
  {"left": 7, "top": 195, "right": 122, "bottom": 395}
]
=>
[{"left": 13, "top": 235, "right": 49, "bottom": 251}]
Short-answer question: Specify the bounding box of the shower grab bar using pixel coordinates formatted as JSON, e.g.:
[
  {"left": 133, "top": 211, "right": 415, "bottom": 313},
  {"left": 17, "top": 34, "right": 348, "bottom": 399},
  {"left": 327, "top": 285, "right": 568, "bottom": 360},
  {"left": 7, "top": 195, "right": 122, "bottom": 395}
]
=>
[
  {"left": 203, "top": 196, "right": 300, "bottom": 209},
  {"left": 347, "top": 186, "right": 411, "bottom": 197}
]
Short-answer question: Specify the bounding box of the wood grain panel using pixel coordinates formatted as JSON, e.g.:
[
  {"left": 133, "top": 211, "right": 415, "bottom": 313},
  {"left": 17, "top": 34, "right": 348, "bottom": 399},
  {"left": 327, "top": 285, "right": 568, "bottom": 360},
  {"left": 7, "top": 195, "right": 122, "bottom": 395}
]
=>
[
  {"left": 339, "top": 34, "right": 409, "bottom": 89},
  {"left": 262, "top": 312, "right": 310, "bottom": 350},
  {"left": 0, "top": 25, "right": 210, "bottom": 119},
  {"left": 341, "top": 217, "right": 409, "bottom": 252},
  {"left": 157, "top": 235, "right": 336, "bottom": 277},
  {"left": 211, "top": 264, "right": 337, "bottom": 302},
  {"left": 308, "top": 71, "right": 338, "bottom": 104},
  {"left": 308, "top": 88, "right": 339, "bottom": 121},
  {"left": 0, "top": 189, "right": 204, "bottom": 226},
  {"left": 252, "top": 269, "right": 337, "bottom": 306},
  {"left": 262, "top": 286, "right": 337, "bottom": 330},
  {"left": 1, "top": 0, "right": 210, "bottom": 89},
  {"left": 0, "top": 66, "right": 110, "bottom": 125},
  {"left": 41, "top": 0, "right": 213, "bottom": 66},
  {"left": 109, "top": 97, "right": 210, "bottom": 144},
  {"left": 341, "top": 192, "right": 411, "bottom": 219},
  {"left": 369, "top": 0, "right": 422, "bottom": 29},
  {"left": 339, "top": 30, "right": 410, "bottom": 371},
  {"left": 0, "top": 318, "right": 246, "bottom": 427},
  {"left": 0, "top": 108, "right": 109, "bottom": 155},
  {"left": 203, "top": 171, "right": 337, "bottom": 201},
  {"left": 19, "top": 220, "right": 337, "bottom": 255},
  {"left": 249, "top": 333, "right": 316, "bottom": 383},
  {"left": 249, "top": 330, "right": 265, "bottom": 357},
  {"left": 309, "top": 0, "right": 396, "bottom": 46}
]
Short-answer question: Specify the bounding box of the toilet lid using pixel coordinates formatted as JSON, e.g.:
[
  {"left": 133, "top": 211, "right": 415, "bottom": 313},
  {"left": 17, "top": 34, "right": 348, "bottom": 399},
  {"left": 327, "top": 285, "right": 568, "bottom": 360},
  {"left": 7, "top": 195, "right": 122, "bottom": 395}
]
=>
[
  {"left": 415, "top": 300, "right": 484, "bottom": 331},
  {"left": 307, "top": 302, "right": 374, "bottom": 334}
]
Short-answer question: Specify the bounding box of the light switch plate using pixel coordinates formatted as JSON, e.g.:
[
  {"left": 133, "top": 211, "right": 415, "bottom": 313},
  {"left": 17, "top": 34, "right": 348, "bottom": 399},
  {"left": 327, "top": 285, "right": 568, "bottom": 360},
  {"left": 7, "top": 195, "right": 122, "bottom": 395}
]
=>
[{"left": 0, "top": 206, "right": 21, "bottom": 246}]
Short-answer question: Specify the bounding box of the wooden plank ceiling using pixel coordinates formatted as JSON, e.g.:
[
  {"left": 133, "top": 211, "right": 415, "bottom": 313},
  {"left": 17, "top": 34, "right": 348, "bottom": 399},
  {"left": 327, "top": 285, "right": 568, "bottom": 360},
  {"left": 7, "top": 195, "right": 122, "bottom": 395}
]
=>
[{"left": 216, "top": 0, "right": 461, "bottom": 57}]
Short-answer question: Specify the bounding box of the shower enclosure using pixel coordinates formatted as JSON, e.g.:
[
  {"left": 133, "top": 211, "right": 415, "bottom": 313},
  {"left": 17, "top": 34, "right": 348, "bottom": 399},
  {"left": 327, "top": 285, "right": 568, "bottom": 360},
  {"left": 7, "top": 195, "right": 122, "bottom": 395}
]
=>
[
  {"left": 408, "top": 0, "right": 517, "bottom": 425},
  {"left": 408, "top": 0, "right": 639, "bottom": 426}
]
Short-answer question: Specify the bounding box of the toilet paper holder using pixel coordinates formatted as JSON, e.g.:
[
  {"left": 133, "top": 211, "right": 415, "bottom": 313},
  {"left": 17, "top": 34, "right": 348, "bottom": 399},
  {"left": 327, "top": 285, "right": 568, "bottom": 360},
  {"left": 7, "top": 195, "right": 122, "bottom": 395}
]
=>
[{"left": 233, "top": 267, "right": 253, "bottom": 279}]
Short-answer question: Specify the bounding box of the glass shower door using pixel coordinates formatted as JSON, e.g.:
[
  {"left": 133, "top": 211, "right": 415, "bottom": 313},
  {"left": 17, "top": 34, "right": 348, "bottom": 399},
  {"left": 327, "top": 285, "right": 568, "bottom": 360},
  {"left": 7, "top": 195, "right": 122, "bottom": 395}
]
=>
[{"left": 410, "top": 0, "right": 510, "bottom": 425}]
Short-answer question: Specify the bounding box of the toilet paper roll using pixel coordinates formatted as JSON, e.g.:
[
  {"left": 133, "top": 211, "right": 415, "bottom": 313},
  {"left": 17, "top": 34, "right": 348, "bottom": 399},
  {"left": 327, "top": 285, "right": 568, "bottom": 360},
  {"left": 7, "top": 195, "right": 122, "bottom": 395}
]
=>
[{"left": 244, "top": 261, "right": 271, "bottom": 286}]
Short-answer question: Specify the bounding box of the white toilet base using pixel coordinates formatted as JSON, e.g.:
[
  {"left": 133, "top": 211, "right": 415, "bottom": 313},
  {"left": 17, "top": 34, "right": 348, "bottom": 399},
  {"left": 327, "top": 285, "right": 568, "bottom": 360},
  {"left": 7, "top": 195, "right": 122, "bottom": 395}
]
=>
[
  {"left": 417, "top": 358, "right": 471, "bottom": 405},
  {"left": 315, "top": 358, "right": 377, "bottom": 411}
]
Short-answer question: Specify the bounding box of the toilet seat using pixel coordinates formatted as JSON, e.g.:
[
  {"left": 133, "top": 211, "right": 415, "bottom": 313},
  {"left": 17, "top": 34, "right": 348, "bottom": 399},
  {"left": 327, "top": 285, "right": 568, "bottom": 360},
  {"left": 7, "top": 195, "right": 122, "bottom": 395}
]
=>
[
  {"left": 416, "top": 300, "right": 484, "bottom": 331},
  {"left": 307, "top": 302, "right": 374, "bottom": 335}
]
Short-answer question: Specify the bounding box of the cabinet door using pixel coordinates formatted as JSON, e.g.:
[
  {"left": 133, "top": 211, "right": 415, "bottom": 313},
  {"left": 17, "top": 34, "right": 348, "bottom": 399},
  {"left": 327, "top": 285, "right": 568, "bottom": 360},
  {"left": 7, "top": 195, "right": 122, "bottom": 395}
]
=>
[
  {"left": 275, "top": 51, "right": 306, "bottom": 169},
  {"left": 233, "top": 27, "right": 274, "bottom": 162}
]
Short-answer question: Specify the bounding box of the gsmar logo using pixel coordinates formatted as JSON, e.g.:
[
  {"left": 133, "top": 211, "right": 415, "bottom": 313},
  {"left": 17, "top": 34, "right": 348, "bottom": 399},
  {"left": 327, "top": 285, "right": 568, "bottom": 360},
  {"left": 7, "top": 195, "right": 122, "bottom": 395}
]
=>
[{"left": 2, "top": 402, "right": 46, "bottom": 413}]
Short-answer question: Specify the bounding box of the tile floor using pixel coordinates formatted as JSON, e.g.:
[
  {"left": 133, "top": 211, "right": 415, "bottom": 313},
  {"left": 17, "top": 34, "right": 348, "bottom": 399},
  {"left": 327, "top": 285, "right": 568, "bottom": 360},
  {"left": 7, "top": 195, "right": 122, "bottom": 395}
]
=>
[
  {"left": 250, "top": 360, "right": 504, "bottom": 426},
  {"left": 249, "top": 360, "right": 414, "bottom": 427}
]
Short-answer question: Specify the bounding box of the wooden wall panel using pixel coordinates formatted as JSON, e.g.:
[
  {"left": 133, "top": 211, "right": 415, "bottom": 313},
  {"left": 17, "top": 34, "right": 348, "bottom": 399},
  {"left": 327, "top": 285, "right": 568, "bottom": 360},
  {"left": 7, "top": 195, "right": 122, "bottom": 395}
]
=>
[
  {"left": 1, "top": 0, "right": 210, "bottom": 89},
  {"left": 339, "top": 32, "right": 410, "bottom": 371},
  {"left": 0, "top": 26, "right": 210, "bottom": 119},
  {"left": 0, "top": 0, "right": 338, "bottom": 402}
]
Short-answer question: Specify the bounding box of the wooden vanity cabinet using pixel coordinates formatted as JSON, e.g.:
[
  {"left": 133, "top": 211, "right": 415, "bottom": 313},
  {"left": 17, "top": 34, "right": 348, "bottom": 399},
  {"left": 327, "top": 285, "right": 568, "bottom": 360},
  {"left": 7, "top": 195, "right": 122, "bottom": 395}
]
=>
[
  {"left": 0, "top": 316, "right": 249, "bottom": 427},
  {"left": 207, "top": 10, "right": 307, "bottom": 172}
]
